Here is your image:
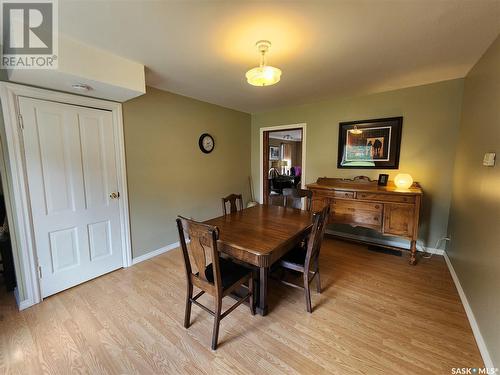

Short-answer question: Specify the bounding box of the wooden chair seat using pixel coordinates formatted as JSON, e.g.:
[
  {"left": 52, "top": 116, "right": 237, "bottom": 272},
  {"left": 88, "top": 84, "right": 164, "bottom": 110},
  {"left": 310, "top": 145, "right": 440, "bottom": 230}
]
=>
[
  {"left": 205, "top": 257, "right": 251, "bottom": 291},
  {"left": 279, "top": 247, "right": 307, "bottom": 270}
]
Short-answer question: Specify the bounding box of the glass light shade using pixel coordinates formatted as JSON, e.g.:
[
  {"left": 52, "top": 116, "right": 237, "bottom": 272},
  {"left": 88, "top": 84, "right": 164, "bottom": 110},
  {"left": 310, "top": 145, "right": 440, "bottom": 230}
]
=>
[
  {"left": 350, "top": 125, "right": 362, "bottom": 135},
  {"left": 246, "top": 66, "right": 281, "bottom": 86},
  {"left": 394, "top": 173, "right": 413, "bottom": 189}
]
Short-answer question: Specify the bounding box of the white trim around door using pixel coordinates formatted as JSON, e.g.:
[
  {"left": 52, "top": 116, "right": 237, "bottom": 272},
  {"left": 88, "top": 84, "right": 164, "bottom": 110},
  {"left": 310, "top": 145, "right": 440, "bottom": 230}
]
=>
[
  {"left": 259, "top": 123, "right": 307, "bottom": 204},
  {"left": 0, "top": 82, "right": 132, "bottom": 310}
]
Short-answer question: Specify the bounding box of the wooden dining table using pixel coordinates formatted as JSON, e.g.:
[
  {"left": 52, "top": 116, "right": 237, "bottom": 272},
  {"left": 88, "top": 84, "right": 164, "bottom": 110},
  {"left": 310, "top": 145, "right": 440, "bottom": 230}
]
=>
[{"left": 204, "top": 204, "right": 313, "bottom": 315}]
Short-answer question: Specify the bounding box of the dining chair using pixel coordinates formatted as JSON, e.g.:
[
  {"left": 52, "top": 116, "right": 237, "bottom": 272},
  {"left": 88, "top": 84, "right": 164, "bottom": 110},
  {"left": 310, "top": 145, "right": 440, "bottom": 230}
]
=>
[
  {"left": 277, "top": 205, "right": 330, "bottom": 313},
  {"left": 176, "top": 216, "right": 254, "bottom": 350},
  {"left": 221, "top": 194, "right": 243, "bottom": 215},
  {"left": 283, "top": 188, "right": 313, "bottom": 211},
  {"left": 268, "top": 194, "right": 285, "bottom": 207}
]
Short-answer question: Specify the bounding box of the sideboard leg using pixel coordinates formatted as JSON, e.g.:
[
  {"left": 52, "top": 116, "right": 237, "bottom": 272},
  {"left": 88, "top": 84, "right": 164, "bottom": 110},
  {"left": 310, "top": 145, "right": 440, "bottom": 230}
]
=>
[{"left": 409, "top": 240, "right": 417, "bottom": 265}]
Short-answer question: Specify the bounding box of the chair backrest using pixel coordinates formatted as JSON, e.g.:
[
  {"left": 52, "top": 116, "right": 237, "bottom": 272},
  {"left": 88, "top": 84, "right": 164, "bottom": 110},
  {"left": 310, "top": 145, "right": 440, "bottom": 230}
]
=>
[
  {"left": 221, "top": 194, "right": 243, "bottom": 215},
  {"left": 176, "top": 216, "right": 222, "bottom": 293},
  {"left": 304, "top": 205, "right": 330, "bottom": 272},
  {"left": 283, "top": 188, "right": 313, "bottom": 211},
  {"left": 268, "top": 194, "right": 285, "bottom": 207}
]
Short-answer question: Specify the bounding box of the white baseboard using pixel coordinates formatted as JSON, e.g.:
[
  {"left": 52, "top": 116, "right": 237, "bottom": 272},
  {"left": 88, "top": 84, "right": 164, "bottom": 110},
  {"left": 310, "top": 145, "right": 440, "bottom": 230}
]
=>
[
  {"left": 14, "top": 287, "right": 34, "bottom": 310},
  {"left": 132, "top": 241, "right": 180, "bottom": 265},
  {"left": 443, "top": 251, "right": 494, "bottom": 369},
  {"left": 326, "top": 229, "right": 444, "bottom": 255}
]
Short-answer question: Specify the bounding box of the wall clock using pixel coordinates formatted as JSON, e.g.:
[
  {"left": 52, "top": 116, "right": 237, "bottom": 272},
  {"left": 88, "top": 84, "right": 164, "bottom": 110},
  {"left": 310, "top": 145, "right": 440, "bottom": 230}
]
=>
[{"left": 198, "top": 133, "right": 215, "bottom": 154}]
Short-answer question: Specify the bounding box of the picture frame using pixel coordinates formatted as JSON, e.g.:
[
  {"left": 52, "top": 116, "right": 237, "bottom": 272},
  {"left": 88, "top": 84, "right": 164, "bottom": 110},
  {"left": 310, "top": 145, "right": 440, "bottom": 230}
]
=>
[
  {"left": 337, "top": 117, "right": 403, "bottom": 169},
  {"left": 269, "top": 146, "right": 280, "bottom": 161},
  {"left": 378, "top": 173, "right": 389, "bottom": 186}
]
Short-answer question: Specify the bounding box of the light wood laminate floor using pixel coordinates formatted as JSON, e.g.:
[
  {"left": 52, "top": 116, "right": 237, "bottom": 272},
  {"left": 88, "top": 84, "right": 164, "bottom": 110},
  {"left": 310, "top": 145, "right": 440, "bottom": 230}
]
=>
[{"left": 0, "top": 238, "right": 483, "bottom": 374}]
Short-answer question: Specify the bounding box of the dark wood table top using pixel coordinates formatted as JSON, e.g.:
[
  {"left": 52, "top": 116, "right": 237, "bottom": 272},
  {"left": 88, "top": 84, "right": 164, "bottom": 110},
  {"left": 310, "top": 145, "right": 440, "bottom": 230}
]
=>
[{"left": 204, "top": 204, "right": 313, "bottom": 267}]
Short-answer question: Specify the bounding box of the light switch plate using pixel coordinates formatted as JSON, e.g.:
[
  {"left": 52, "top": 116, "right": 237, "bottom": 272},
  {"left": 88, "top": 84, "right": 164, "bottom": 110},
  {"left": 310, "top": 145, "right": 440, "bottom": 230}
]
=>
[{"left": 483, "top": 152, "right": 496, "bottom": 167}]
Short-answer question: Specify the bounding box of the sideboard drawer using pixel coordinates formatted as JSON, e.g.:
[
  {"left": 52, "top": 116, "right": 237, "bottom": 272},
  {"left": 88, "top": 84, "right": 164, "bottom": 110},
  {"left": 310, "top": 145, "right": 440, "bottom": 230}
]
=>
[
  {"left": 333, "top": 190, "right": 355, "bottom": 199},
  {"left": 331, "top": 199, "right": 382, "bottom": 229},
  {"left": 314, "top": 189, "right": 355, "bottom": 199},
  {"left": 357, "top": 192, "right": 415, "bottom": 204},
  {"left": 331, "top": 199, "right": 382, "bottom": 212}
]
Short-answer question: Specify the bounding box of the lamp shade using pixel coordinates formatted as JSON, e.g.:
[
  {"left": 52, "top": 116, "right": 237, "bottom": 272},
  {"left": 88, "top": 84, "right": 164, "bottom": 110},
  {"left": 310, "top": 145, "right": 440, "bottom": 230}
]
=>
[
  {"left": 394, "top": 173, "right": 413, "bottom": 189},
  {"left": 246, "top": 66, "right": 282, "bottom": 86}
]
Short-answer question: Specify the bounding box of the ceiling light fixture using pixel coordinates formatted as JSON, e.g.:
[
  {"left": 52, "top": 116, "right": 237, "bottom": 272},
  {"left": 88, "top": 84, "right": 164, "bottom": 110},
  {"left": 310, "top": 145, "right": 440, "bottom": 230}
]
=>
[
  {"left": 246, "top": 40, "right": 282, "bottom": 87},
  {"left": 71, "top": 83, "right": 93, "bottom": 91},
  {"left": 350, "top": 125, "right": 363, "bottom": 135}
]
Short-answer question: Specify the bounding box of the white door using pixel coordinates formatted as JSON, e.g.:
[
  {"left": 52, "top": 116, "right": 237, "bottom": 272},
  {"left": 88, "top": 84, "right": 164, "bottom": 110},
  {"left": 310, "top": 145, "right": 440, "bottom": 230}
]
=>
[{"left": 19, "top": 97, "right": 124, "bottom": 298}]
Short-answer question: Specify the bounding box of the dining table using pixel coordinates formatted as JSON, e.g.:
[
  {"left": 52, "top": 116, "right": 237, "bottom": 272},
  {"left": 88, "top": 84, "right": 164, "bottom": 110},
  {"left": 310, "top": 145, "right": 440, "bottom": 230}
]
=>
[{"left": 204, "top": 204, "right": 313, "bottom": 315}]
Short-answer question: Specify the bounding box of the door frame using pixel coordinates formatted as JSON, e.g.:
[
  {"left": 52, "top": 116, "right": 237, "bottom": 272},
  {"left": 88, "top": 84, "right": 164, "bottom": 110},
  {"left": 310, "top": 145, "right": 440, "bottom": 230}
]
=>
[
  {"left": 259, "top": 123, "right": 307, "bottom": 204},
  {"left": 0, "top": 82, "right": 132, "bottom": 310}
]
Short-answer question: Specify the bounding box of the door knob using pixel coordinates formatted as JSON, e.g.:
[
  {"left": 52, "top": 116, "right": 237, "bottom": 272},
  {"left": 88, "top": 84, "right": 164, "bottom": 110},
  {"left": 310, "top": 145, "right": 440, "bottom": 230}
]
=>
[{"left": 109, "top": 192, "right": 120, "bottom": 199}]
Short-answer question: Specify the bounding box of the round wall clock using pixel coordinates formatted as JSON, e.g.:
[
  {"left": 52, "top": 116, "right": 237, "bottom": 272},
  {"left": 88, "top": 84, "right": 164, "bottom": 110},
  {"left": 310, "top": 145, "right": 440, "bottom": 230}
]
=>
[{"left": 198, "top": 133, "right": 215, "bottom": 154}]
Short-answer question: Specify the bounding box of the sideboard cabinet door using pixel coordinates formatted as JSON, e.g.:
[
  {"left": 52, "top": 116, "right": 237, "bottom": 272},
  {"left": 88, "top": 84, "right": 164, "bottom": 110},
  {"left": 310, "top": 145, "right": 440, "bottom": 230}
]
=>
[{"left": 383, "top": 203, "right": 415, "bottom": 238}]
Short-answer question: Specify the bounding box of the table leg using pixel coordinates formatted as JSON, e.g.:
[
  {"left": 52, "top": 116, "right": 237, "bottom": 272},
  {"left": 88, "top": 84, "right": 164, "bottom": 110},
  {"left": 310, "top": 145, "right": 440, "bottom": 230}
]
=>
[
  {"left": 409, "top": 240, "right": 417, "bottom": 265},
  {"left": 256, "top": 266, "right": 269, "bottom": 316}
]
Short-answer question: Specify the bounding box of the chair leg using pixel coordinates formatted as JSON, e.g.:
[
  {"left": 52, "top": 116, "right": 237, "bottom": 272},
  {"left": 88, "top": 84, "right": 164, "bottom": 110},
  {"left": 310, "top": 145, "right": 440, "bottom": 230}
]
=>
[
  {"left": 304, "top": 274, "right": 312, "bottom": 313},
  {"left": 315, "top": 269, "right": 321, "bottom": 294},
  {"left": 184, "top": 284, "right": 193, "bottom": 328},
  {"left": 211, "top": 298, "right": 222, "bottom": 350},
  {"left": 314, "top": 259, "right": 321, "bottom": 294},
  {"left": 248, "top": 276, "right": 255, "bottom": 315}
]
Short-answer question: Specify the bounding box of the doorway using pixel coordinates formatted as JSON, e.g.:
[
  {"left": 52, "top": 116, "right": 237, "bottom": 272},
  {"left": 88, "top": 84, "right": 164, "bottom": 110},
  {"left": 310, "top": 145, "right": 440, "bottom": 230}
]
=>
[{"left": 260, "top": 124, "right": 306, "bottom": 206}]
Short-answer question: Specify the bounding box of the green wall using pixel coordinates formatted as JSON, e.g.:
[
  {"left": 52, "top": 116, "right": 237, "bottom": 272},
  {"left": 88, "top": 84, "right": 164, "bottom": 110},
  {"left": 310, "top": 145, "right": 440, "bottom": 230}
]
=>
[
  {"left": 251, "top": 79, "right": 464, "bottom": 247},
  {"left": 123, "top": 87, "right": 251, "bottom": 258},
  {"left": 448, "top": 35, "right": 500, "bottom": 366}
]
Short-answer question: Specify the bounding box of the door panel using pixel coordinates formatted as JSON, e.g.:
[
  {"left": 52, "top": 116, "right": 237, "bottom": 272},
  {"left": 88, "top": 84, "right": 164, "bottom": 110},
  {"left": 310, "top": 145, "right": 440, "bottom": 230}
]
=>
[
  {"left": 49, "top": 227, "right": 80, "bottom": 272},
  {"left": 80, "top": 114, "right": 113, "bottom": 209},
  {"left": 37, "top": 110, "right": 75, "bottom": 214},
  {"left": 383, "top": 203, "right": 415, "bottom": 238},
  {"left": 19, "top": 97, "right": 124, "bottom": 298},
  {"left": 88, "top": 220, "right": 112, "bottom": 260}
]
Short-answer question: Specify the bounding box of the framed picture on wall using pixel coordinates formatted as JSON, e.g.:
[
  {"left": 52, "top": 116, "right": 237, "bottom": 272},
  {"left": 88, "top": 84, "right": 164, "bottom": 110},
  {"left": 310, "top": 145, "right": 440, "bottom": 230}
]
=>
[
  {"left": 338, "top": 117, "right": 403, "bottom": 169},
  {"left": 269, "top": 146, "right": 280, "bottom": 160}
]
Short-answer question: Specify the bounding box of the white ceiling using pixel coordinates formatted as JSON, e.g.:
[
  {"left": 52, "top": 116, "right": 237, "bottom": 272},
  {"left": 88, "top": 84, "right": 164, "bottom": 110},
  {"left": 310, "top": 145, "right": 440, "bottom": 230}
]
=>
[
  {"left": 269, "top": 130, "right": 302, "bottom": 141},
  {"left": 59, "top": 0, "right": 500, "bottom": 113}
]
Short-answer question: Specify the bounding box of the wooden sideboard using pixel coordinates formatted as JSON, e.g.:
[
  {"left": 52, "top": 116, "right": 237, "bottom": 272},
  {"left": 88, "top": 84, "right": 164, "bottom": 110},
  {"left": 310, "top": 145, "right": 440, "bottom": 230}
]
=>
[{"left": 306, "top": 176, "right": 423, "bottom": 265}]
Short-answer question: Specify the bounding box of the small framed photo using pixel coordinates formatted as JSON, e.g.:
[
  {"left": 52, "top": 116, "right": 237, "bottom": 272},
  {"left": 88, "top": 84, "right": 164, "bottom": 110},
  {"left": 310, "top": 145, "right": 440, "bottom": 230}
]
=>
[
  {"left": 378, "top": 174, "right": 389, "bottom": 186},
  {"left": 269, "top": 146, "right": 280, "bottom": 161}
]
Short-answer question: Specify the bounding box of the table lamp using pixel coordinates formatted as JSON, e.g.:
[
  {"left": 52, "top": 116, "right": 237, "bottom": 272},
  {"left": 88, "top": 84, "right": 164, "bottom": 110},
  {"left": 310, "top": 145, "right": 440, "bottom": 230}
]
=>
[
  {"left": 394, "top": 173, "right": 413, "bottom": 189},
  {"left": 278, "top": 160, "right": 288, "bottom": 174}
]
